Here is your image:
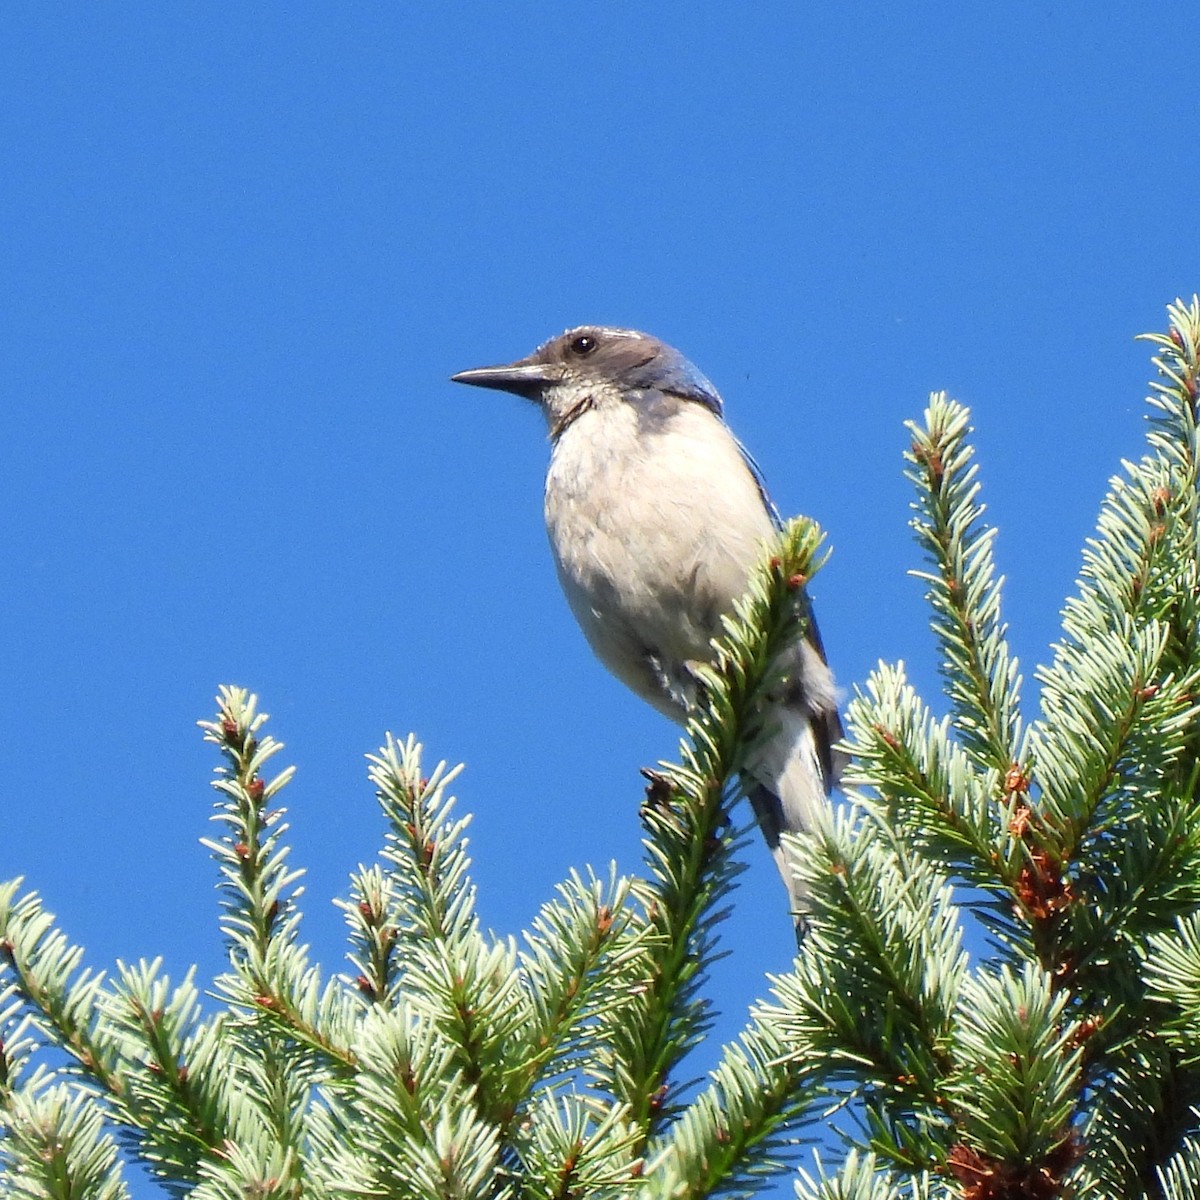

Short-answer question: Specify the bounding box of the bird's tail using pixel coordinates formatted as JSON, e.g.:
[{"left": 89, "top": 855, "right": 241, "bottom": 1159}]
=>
[{"left": 744, "top": 704, "right": 844, "bottom": 939}]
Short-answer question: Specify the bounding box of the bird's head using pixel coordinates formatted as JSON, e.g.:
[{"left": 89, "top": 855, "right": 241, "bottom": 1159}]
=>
[{"left": 451, "top": 325, "right": 724, "bottom": 438}]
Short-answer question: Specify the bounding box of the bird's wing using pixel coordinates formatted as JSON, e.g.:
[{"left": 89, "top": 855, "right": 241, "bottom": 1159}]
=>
[
  {"left": 733, "top": 433, "right": 844, "bottom": 779},
  {"left": 734, "top": 436, "right": 784, "bottom": 531}
]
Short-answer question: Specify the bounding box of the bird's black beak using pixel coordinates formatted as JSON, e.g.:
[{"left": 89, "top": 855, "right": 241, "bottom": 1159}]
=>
[{"left": 450, "top": 359, "right": 559, "bottom": 400}]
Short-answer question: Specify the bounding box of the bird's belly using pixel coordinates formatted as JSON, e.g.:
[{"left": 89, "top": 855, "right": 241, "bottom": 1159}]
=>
[{"left": 544, "top": 430, "right": 772, "bottom": 717}]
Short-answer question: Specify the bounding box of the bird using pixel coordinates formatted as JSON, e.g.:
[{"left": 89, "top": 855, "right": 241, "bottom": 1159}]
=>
[{"left": 451, "top": 325, "right": 843, "bottom": 929}]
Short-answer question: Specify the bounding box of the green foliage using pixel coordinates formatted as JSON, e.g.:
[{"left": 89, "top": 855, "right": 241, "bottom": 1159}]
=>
[
  {"left": 0, "top": 519, "right": 830, "bottom": 1199},
  {"left": 4, "top": 301, "right": 1200, "bottom": 1198}
]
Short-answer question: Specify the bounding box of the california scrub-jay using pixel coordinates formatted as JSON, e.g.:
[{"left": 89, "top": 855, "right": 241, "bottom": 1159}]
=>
[{"left": 451, "top": 326, "right": 843, "bottom": 926}]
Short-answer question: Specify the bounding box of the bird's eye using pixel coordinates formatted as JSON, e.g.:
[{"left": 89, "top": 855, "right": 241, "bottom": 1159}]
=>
[{"left": 568, "top": 333, "right": 598, "bottom": 357}]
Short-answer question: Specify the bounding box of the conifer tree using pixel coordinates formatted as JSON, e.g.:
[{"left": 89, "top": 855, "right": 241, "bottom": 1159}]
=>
[{"left": 4, "top": 301, "right": 1200, "bottom": 1199}]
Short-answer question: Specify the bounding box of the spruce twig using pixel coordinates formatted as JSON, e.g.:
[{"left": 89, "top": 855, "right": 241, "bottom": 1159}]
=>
[
  {"left": 907, "top": 395, "right": 1023, "bottom": 777},
  {"left": 612, "top": 518, "right": 830, "bottom": 1146}
]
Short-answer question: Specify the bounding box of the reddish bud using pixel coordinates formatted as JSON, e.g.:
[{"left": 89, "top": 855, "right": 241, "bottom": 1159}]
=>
[
  {"left": 913, "top": 443, "right": 945, "bottom": 485},
  {"left": 1009, "top": 804, "right": 1032, "bottom": 839},
  {"left": 1151, "top": 486, "right": 1172, "bottom": 515},
  {"left": 355, "top": 975, "right": 375, "bottom": 997},
  {"left": 946, "top": 1144, "right": 992, "bottom": 1193},
  {"left": 247, "top": 777, "right": 264, "bottom": 801},
  {"left": 640, "top": 768, "right": 674, "bottom": 808},
  {"left": 596, "top": 905, "right": 613, "bottom": 936},
  {"left": 221, "top": 718, "right": 239, "bottom": 740},
  {"left": 947, "top": 1136, "right": 1081, "bottom": 1200},
  {"left": 1015, "top": 849, "right": 1074, "bottom": 921},
  {"left": 1070, "top": 1016, "right": 1102, "bottom": 1047},
  {"left": 873, "top": 722, "right": 901, "bottom": 751},
  {"left": 1003, "top": 764, "right": 1030, "bottom": 796},
  {"left": 234, "top": 842, "right": 251, "bottom": 861},
  {"left": 1137, "top": 684, "right": 1159, "bottom": 701}
]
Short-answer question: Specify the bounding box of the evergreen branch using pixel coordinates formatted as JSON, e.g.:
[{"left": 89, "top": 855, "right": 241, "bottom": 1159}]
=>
[
  {"left": 0, "top": 884, "right": 124, "bottom": 1100},
  {"left": 510, "top": 868, "right": 649, "bottom": 1102},
  {"left": 1021, "top": 302, "right": 1200, "bottom": 1191},
  {"left": 794, "top": 1150, "right": 938, "bottom": 1200},
  {"left": 189, "top": 1034, "right": 313, "bottom": 1200},
  {"left": 1034, "top": 617, "right": 1173, "bottom": 842},
  {"left": 192, "top": 1138, "right": 306, "bottom": 1200},
  {"left": 1136, "top": 297, "right": 1200, "bottom": 733},
  {"left": 1140, "top": 297, "right": 1200, "bottom": 492},
  {"left": 770, "top": 809, "right": 967, "bottom": 1173},
  {"left": 1069, "top": 458, "right": 1194, "bottom": 667},
  {"left": 943, "top": 964, "right": 1082, "bottom": 1164},
  {"left": 1019, "top": 304, "right": 1200, "bottom": 997},
  {"left": 0, "top": 974, "right": 38, "bottom": 1103},
  {"left": 98, "top": 959, "right": 234, "bottom": 1183},
  {"left": 0, "top": 1076, "right": 131, "bottom": 1200},
  {"left": 1074, "top": 1041, "right": 1200, "bottom": 1198},
  {"left": 612, "top": 517, "right": 830, "bottom": 1142},
  {"left": 338, "top": 864, "right": 403, "bottom": 1008},
  {"left": 1030, "top": 298, "right": 1200, "bottom": 848},
  {"left": 640, "top": 1012, "right": 818, "bottom": 1198},
  {"left": 508, "top": 1093, "right": 643, "bottom": 1199},
  {"left": 906, "top": 394, "right": 1022, "bottom": 775},
  {"left": 367, "top": 736, "right": 474, "bottom": 949},
  {"left": 0, "top": 885, "right": 243, "bottom": 1190},
  {"left": 1158, "top": 1132, "right": 1200, "bottom": 1200},
  {"left": 314, "top": 1003, "right": 504, "bottom": 1200},
  {"left": 1023, "top": 618, "right": 1191, "bottom": 988},
  {"left": 1065, "top": 755, "right": 1200, "bottom": 1022},
  {"left": 1146, "top": 914, "right": 1200, "bottom": 1066},
  {"left": 199, "top": 687, "right": 356, "bottom": 1074},
  {"left": 366, "top": 735, "right": 527, "bottom": 1132},
  {"left": 841, "top": 663, "right": 1018, "bottom": 899},
  {"left": 198, "top": 687, "right": 300, "bottom": 967}
]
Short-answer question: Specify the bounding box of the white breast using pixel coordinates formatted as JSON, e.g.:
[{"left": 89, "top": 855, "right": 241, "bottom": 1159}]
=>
[{"left": 543, "top": 398, "right": 775, "bottom": 718}]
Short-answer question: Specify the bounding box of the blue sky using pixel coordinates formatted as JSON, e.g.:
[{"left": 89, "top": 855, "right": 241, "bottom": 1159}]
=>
[{"left": 2, "top": 2, "right": 1199, "bottom": 1189}]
